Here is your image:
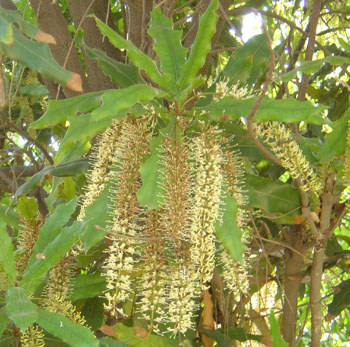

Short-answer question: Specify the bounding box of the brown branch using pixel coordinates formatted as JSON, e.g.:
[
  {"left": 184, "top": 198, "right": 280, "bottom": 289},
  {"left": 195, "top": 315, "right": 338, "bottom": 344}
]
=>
[{"left": 0, "top": 111, "right": 53, "bottom": 165}]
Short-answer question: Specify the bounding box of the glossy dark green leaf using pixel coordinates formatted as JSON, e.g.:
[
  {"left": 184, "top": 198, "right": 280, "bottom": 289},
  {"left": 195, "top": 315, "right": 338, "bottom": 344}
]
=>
[
  {"left": 94, "top": 17, "right": 165, "bottom": 90},
  {"left": 21, "top": 220, "right": 84, "bottom": 294},
  {"left": 196, "top": 97, "right": 327, "bottom": 124},
  {"left": 81, "top": 297, "right": 105, "bottom": 331},
  {"left": 178, "top": 0, "right": 218, "bottom": 92},
  {"left": 328, "top": 279, "right": 350, "bottom": 316},
  {"left": 148, "top": 7, "right": 187, "bottom": 92},
  {"left": 36, "top": 310, "right": 98, "bottom": 347},
  {"left": 71, "top": 271, "right": 107, "bottom": 301},
  {"left": 281, "top": 56, "right": 350, "bottom": 82},
  {"left": 79, "top": 39, "right": 143, "bottom": 88},
  {"left": 28, "top": 198, "right": 77, "bottom": 263},
  {"left": 0, "top": 219, "right": 17, "bottom": 284},
  {"left": 0, "top": 28, "right": 79, "bottom": 91},
  {"left": 6, "top": 287, "right": 37, "bottom": 331},
  {"left": 317, "top": 112, "right": 349, "bottom": 162},
  {"left": 215, "top": 191, "right": 244, "bottom": 261},
  {"left": 246, "top": 174, "right": 301, "bottom": 224},
  {"left": 81, "top": 184, "right": 111, "bottom": 252},
  {"left": 202, "top": 327, "right": 262, "bottom": 345},
  {"left": 269, "top": 312, "right": 288, "bottom": 347},
  {"left": 137, "top": 134, "right": 165, "bottom": 209},
  {"left": 16, "top": 196, "right": 38, "bottom": 219}
]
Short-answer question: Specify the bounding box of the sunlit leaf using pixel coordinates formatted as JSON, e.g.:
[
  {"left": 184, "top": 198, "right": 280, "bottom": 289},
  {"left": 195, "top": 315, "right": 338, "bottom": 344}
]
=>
[
  {"left": 149, "top": 7, "right": 187, "bottom": 92},
  {"left": 196, "top": 97, "right": 327, "bottom": 124},
  {"left": 269, "top": 312, "right": 288, "bottom": 347},
  {"left": 6, "top": 287, "right": 37, "bottom": 331},
  {"left": 17, "top": 196, "right": 38, "bottom": 219},
  {"left": 178, "top": 0, "right": 218, "bottom": 92}
]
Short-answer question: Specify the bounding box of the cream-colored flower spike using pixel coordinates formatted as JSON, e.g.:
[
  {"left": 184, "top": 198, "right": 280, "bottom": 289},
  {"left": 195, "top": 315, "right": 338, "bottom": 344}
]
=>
[
  {"left": 189, "top": 126, "right": 224, "bottom": 289},
  {"left": 104, "top": 117, "right": 152, "bottom": 316},
  {"left": 21, "top": 325, "right": 45, "bottom": 347},
  {"left": 256, "top": 122, "right": 323, "bottom": 195}
]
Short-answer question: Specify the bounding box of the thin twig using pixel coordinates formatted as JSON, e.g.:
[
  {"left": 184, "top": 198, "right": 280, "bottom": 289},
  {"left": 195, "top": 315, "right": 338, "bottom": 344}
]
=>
[{"left": 0, "top": 110, "right": 53, "bottom": 164}]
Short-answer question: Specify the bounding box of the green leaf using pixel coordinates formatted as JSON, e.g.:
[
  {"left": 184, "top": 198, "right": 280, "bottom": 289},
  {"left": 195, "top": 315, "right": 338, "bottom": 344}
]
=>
[
  {"left": 28, "top": 198, "right": 77, "bottom": 262},
  {"left": 281, "top": 56, "right": 350, "bottom": 82},
  {"left": 81, "top": 297, "right": 105, "bottom": 331},
  {"left": 81, "top": 183, "right": 111, "bottom": 252},
  {"left": 202, "top": 327, "right": 262, "bottom": 345},
  {"left": 317, "top": 112, "right": 349, "bottom": 162},
  {"left": 0, "top": 204, "right": 19, "bottom": 227},
  {"left": 223, "top": 34, "right": 268, "bottom": 84},
  {"left": 94, "top": 17, "right": 165, "bottom": 90},
  {"left": 0, "top": 308, "right": 9, "bottom": 336},
  {"left": 71, "top": 271, "right": 107, "bottom": 301},
  {"left": 148, "top": 7, "right": 187, "bottom": 92},
  {"left": 21, "top": 220, "right": 84, "bottom": 294},
  {"left": 0, "top": 219, "right": 17, "bottom": 284},
  {"left": 62, "top": 177, "right": 76, "bottom": 201},
  {"left": 215, "top": 191, "right": 244, "bottom": 261},
  {"left": 246, "top": 174, "right": 301, "bottom": 224},
  {"left": 13, "top": 158, "right": 89, "bottom": 200},
  {"left": 328, "top": 279, "right": 350, "bottom": 316},
  {"left": 32, "top": 85, "right": 161, "bottom": 163},
  {"left": 178, "top": 0, "right": 218, "bottom": 92},
  {"left": 79, "top": 38, "right": 143, "bottom": 88},
  {"left": 17, "top": 196, "right": 38, "bottom": 219},
  {"left": 98, "top": 337, "right": 129, "bottom": 347},
  {"left": 20, "top": 84, "right": 49, "bottom": 96},
  {"left": 196, "top": 97, "right": 327, "bottom": 124},
  {"left": 0, "top": 28, "right": 79, "bottom": 91},
  {"left": 137, "top": 134, "right": 165, "bottom": 209},
  {"left": 114, "top": 322, "right": 172, "bottom": 347},
  {"left": 269, "top": 312, "right": 288, "bottom": 347},
  {"left": 6, "top": 287, "right": 37, "bottom": 331},
  {"left": 0, "top": 14, "right": 13, "bottom": 44},
  {"left": 36, "top": 310, "right": 98, "bottom": 347}
]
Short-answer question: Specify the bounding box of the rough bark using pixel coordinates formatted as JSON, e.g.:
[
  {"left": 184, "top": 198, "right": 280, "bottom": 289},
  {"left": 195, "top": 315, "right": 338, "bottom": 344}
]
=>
[
  {"left": 29, "top": 0, "right": 88, "bottom": 97},
  {"left": 67, "top": 0, "right": 120, "bottom": 91}
]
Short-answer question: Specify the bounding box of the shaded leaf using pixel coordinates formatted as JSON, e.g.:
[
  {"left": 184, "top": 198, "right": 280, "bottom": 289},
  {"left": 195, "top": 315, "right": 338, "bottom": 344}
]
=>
[
  {"left": 137, "top": 134, "right": 165, "bottom": 209},
  {"left": 215, "top": 191, "right": 244, "bottom": 261},
  {"left": 269, "top": 312, "right": 288, "bottom": 347},
  {"left": 94, "top": 17, "right": 165, "bottom": 90},
  {"left": 6, "top": 287, "right": 37, "bottom": 331},
  {"left": 98, "top": 337, "right": 129, "bottom": 347},
  {"left": 148, "top": 7, "right": 187, "bottom": 92},
  {"left": 196, "top": 97, "right": 327, "bottom": 124},
  {"left": 79, "top": 39, "right": 143, "bottom": 88},
  {"left": 0, "top": 219, "right": 17, "bottom": 284},
  {"left": 328, "top": 279, "right": 350, "bottom": 316},
  {"left": 21, "top": 220, "right": 84, "bottom": 294},
  {"left": 317, "top": 112, "right": 349, "bottom": 162},
  {"left": 71, "top": 271, "right": 107, "bottom": 301},
  {"left": 81, "top": 297, "right": 105, "bottom": 331},
  {"left": 0, "top": 14, "right": 12, "bottom": 44},
  {"left": 246, "top": 174, "right": 301, "bottom": 224},
  {"left": 202, "top": 327, "right": 262, "bottom": 345},
  {"left": 81, "top": 183, "right": 111, "bottom": 252},
  {"left": 13, "top": 158, "right": 89, "bottom": 200},
  {"left": 36, "top": 310, "right": 98, "bottom": 347},
  {"left": 178, "top": 0, "right": 218, "bottom": 92},
  {"left": 0, "top": 307, "right": 9, "bottom": 336}
]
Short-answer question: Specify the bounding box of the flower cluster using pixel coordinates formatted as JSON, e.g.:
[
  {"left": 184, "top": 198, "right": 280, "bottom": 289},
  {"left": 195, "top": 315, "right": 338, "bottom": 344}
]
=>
[
  {"left": 213, "top": 78, "right": 248, "bottom": 102},
  {"left": 256, "top": 122, "right": 323, "bottom": 195},
  {"left": 21, "top": 325, "right": 45, "bottom": 347}
]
